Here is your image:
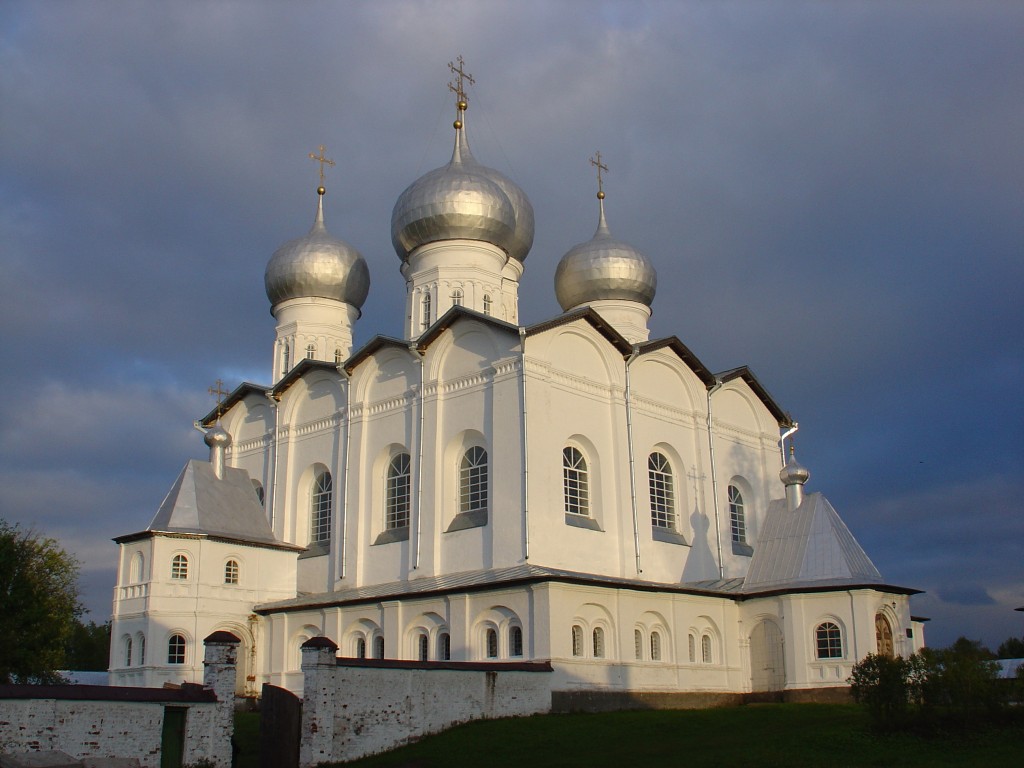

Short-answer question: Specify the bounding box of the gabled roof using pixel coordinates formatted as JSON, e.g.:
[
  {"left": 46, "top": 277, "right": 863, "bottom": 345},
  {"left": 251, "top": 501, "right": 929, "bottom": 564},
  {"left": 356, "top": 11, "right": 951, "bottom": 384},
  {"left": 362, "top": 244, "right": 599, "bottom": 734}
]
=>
[
  {"left": 200, "top": 382, "right": 269, "bottom": 427},
  {"left": 743, "top": 493, "right": 885, "bottom": 593},
  {"left": 140, "top": 459, "right": 286, "bottom": 548},
  {"left": 343, "top": 335, "right": 410, "bottom": 374},
  {"left": 637, "top": 336, "right": 717, "bottom": 388},
  {"left": 525, "top": 307, "right": 634, "bottom": 356},
  {"left": 271, "top": 358, "right": 340, "bottom": 400},
  {"left": 415, "top": 305, "right": 519, "bottom": 350},
  {"left": 715, "top": 365, "right": 794, "bottom": 427}
]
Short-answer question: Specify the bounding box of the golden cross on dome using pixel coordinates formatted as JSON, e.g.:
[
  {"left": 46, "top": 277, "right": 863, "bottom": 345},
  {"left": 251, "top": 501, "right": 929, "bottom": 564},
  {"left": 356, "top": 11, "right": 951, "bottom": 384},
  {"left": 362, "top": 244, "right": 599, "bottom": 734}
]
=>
[
  {"left": 308, "top": 144, "right": 335, "bottom": 186},
  {"left": 448, "top": 55, "right": 475, "bottom": 106},
  {"left": 590, "top": 151, "right": 608, "bottom": 199},
  {"left": 208, "top": 379, "right": 229, "bottom": 421}
]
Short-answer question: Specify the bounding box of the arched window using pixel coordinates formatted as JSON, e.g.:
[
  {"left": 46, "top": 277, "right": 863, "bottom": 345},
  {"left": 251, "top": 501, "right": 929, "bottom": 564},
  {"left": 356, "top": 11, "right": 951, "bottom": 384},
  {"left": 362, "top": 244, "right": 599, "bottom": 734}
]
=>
[
  {"left": 422, "top": 292, "right": 432, "bottom": 329},
  {"left": 728, "top": 484, "right": 746, "bottom": 544},
  {"left": 482, "top": 294, "right": 492, "bottom": 315},
  {"left": 688, "top": 633, "right": 696, "bottom": 663},
  {"left": 311, "top": 471, "right": 333, "bottom": 543},
  {"left": 168, "top": 634, "right": 186, "bottom": 665},
  {"left": 123, "top": 636, "right": 133, "bottom": 667},
  {"left": 137, "top": 633, "right": 146, "bottom": 665},
  {"left": 305, "top": 343, "right": 316, "bottom": 360},
  {"left": 417, "top": 633, "right": 429, "bottom": 662},
  {"left": 386, "top": 453, "right": 411, "bottom": 529},
  {"left": 373, "top": 635, "right": 385, "bottom": 659},
  {"left": 651, "top": 631, "right": 662, "bottom": 661},
  {"left": 335, "top": 348, "right": 343, "bottom": 365},
  {"left": 634, "top": 629, "right": 643, "bottom": 660},
  {"left": 701, "top": 634, "right": 713, "bottom": 664},
  {"left": 459, "top": 446, "right": 488, "bottom": 514},
  {"left": 252, "top": 479, "right": 265, "bottom": 507},
  {"left": 593, "top": 627, "right": 605, "bottom": 658},
  {"left": 355, "top": 636, "right": 367, "bottom": 659},
  {"left": 439, "top": 632, "right": 451, "bottom": 661},
  {"left": 563, "top": 447, "right": 589, "bottom": 516},
  {"left": 451, "top": 287, "right": 464, "bottom": 307},
  {"left": 170, "top": 554, "right": 188, "bottom": 580},
  {"left": 224, "top": 559, "right": 239, "bottom": 585},
  {"left": 486, "top": 628, "right": 498, "bottom": 659},
  {"left": 648, "top": 452, "right": 675, "bottom": 529},
  {"left": 510, "top": 626, "right": 524, "bottom": 657},
  {"left": 816, "top": 622, "right": 843, "bottom": 659},
  {"left": 571, "top": 625, "right": 583, "bottom": 657},
  {"left": 130, "top": 552, "right": 145, "bottom": 583},
  {"left": 282, "top": 342, "right": 291, "bottom": 373}
]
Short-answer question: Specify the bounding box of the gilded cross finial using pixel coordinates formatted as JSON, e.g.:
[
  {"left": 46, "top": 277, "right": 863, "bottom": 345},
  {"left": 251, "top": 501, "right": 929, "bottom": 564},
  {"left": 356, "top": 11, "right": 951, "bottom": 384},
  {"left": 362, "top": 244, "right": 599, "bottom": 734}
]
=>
[
  {"left": 448, "top": 55, "right": 475, "bottom": 108},
  {"left": 590, "top": 151, "right": 608, "bottom": 199},
  {"left": 308, "top": 144, "right": 335, "bottom": 191},
  {"left": 208, "top": 379, "right": 229, "bottom": 422}
]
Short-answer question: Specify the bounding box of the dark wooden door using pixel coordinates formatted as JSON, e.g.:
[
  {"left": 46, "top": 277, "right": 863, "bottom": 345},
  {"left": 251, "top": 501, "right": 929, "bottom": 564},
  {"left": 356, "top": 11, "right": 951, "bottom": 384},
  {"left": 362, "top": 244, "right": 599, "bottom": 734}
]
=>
[
  {"left": 161, "top": 706, "right": 187, "bottom": 768},
  {"left": 260, "top": 684, "right": 301, "bottom": 768}
]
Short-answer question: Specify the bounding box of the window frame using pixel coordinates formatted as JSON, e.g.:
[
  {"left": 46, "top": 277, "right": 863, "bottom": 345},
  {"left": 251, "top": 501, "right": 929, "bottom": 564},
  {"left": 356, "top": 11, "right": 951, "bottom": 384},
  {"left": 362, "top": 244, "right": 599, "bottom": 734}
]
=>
[
  {"left": 459, "top": 446, "right": 488, "bottom": 515},
  {"left": 167, "top": 634, "right": 187, "bottom": 665},
  {"left": 510, "top": 626, "right": 524, "bottom": 657},
  {"left": 310, "top": 471, "right": 333, "bottom": 544},
  {"left": 563, "top": 446, "right": 590, "bottom": 517},
  {"left": 571, "top": 625, "right": 583, "bottom": 657},
  {"left": 385, "top": 453, "right": 412, "bottom": 530},
  {"left": 728, "top": 484, "right": 746, "bottom": 543},
  {"left": 224, "top": 559, "right": 240, "bottom": 585},
  {"left": 815, "top": 621, "right": 844, "bottom": 659},
  {"left": 648, "top": 452, "right": 676, "bottom": 529},
  {"left": 170, "top": 554, "right": 189, "bottom": 580}
]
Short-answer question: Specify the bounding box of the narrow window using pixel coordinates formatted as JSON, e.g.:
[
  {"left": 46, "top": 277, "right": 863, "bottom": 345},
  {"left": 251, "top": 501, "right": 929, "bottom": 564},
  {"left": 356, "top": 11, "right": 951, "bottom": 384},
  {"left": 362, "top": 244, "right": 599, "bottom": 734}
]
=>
[
  {"left": 571, "top": 625, "right": 583, "bottom": 657},
  {"left": 701, "top": 634, "right": 712, "bottom": 664},
  {"left": 482, "top": 294, "right": 492, "bottom": 315},
  {"left": 816, "top": 622, "right": 843, "bottom": 659},
  {"left": 563, "top": 447, "right": 590, "bottom": 516},
  {"left": 688, "top": 633, "right": 696, "bottom": 663},
  {"left": 305, "top": 343, "right": 316, "bottom": 360},
  {"left": 729, "top": 485, "right": 746, "bottom": 543},
  {"left": 510, "top": 626, "right": 524, "bottom": 657},
  {"left": 648, "top": 452, "right": 675, "bottom": 529},
  {"left": 422, "top": 292, "right": 432, "bottom": 330},
  {"left": 282, "top": 342, "right": 291, "bottom": 373},
  {"left": 486, "top": 628, "right": 498, "bottom": 659},
  {"left": 355, "top": 637, "right": 366, "bottom": 659},
  {"left": 593, "top": 627, "right": 605, "bottom": 659},
  {"left": 224, "top": 559, "right": 239, "bottom": 585},
  {"left": 439, "top": 632, "right": 451, "bottom": 661},
  {"left": 459, "top": 446, "right": 488, "bottom": 514},
  {"left": 252, "top": 480, "right": 265, "bottom": 507},
  {"left": 334, "top": 348, "right": 343, "bottom": 365},
  {"left": 130, "top": 552, "right": 145, "bottom": 583},
  {"left": 311, "top": 471, "right": 333, "bottom": 543},
  {"left": 418, "top": 633, "right": 429, "bottom": 662},
  {"left": 386, "top": 453, "right": 411, "bottom": 529},
  {"left": 124, "top": 636, "right": 133, "bottom": 667},
  {"left": 373, "top": 635, "right": 385, "bottom": 659},
  {"left": 451, "top": 287, "right": 464, "bottom": 307},
  {"left": 170, "top": 554, "right": 188, "bottom": 580},
  {"left": 168, "top": 634, "right": 186, "bottom": 664},
  {"left": 138, "top": 633, "right": 146, "bottom": 665},
  {"left": 651, "top": 631, "right": 662, "bottom": 661},
  {"left": 634, "top": 629, "right": 643, "bottom": 660}
]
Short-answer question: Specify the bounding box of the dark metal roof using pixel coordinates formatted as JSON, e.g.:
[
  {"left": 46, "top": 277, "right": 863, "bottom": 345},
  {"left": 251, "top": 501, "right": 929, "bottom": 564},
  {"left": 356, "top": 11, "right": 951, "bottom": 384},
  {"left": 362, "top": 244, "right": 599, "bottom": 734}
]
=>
[
  {"left": 415, "top": 305, "right": 519, "bottom": 350},
  {"left": 525, "top": 307, "right": 633, "bottom": 355},
  {"left": 200, "top": 381, "right": 269, "bottom": 427},
  {"left": 637, "top": 336, "right": 717, "bottom": 388},
  {"left": 715, "top": 365, "right": 794, "bottom": 427}
]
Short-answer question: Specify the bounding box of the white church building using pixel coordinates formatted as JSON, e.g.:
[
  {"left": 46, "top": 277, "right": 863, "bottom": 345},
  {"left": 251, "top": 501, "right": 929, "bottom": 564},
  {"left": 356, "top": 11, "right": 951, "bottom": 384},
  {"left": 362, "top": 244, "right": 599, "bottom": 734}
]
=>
[{"left": 109, "top": 72, "right": 923, "bottom": 702}]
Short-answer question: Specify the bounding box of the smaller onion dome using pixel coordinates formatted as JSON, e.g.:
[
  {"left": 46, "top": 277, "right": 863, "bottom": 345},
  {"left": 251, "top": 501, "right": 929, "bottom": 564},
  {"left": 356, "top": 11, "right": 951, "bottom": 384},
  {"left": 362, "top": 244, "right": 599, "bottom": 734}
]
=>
[
  {"left": 265, "top": 190, "right": 370, "bottom": 310},
  {"left": 203, "top": 424, "right": 230, "bottom": 451},
  {"left": 780, "top": 449, "right": 810, "bottom": 487},
  {"left": 554, "top": 197, "right": 657, "bottom": 311}
]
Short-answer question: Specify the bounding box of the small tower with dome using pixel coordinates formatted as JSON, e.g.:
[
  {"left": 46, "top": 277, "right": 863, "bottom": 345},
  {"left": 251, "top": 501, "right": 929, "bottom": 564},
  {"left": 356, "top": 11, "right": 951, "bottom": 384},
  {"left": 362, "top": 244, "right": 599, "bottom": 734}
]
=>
[
  {"left": 264, "top": 146, "right": 370, "bottom": 380},
  {"left": 554, "top": 152, "right": 657, "bottom": 343},
  {"left": 391, "top": 57, "right": 534, "bottom": 337}
]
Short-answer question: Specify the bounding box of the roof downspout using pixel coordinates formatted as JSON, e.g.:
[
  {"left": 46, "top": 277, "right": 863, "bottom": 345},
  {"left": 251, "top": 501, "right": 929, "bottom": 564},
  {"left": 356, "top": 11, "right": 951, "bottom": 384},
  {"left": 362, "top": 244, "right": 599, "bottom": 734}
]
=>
[
  {"left": 779, "top": 422, "right": 799, "bottom": 466},
  {"left": 410, "top": 344, "right": 426, "bottom": 571},
  {"left": 625, "top": 345, "right": 642, "bottom": 575},
  {"left": 706, "top": 381, "right": 724, "bottom": 579},
  {"left": 519, "top": 328, "right": 530, "bottom": 561},
  {"left": 336, "top": 365, "right": 353, "bottom": 581}
]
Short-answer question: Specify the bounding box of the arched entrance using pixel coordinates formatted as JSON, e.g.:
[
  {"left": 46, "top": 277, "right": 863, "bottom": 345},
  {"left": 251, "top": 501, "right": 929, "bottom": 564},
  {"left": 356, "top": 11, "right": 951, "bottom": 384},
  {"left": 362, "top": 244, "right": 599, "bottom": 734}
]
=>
[
  {"left": 749, "top": 619, "right": 785, "bottom": 692},
  {"left": 875, "top": 613, "right": 894, "bottom": 657}
]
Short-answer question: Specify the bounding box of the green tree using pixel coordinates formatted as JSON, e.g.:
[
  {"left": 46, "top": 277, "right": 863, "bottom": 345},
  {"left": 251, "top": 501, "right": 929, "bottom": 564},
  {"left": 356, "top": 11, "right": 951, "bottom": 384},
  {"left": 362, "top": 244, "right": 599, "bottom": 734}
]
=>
[
  {"left": 996, "top": 635, "right": 1024, "bottom": 659},
  {"left": 64, "top": 619, "right": 111, "bottom": 671},
  {"left": 0, "top": 519, "right": 83, "bottom": 683}
]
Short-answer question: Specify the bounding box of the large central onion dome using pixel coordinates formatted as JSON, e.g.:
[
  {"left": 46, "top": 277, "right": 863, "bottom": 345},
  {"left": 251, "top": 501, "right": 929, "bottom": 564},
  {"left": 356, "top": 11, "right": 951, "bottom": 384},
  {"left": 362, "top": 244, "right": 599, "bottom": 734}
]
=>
[
  {"left": 391, "top": 105, "right": 534, "bottom": 263},
  {"left": 554, "top": 197, "right": 657, "bottom": 311},
  {"left": 265, "top": 190, "right": 370, "bottom": 310}
]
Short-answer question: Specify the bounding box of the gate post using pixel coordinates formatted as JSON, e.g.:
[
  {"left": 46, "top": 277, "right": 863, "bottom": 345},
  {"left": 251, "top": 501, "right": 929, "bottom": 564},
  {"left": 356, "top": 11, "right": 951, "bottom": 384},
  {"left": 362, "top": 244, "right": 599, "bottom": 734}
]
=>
[
  {"left": 202, "top": 630, "right": 241, "bottom": 767},
  {"left": 299, "top": 636, "right": 338, "bottom": 768}
]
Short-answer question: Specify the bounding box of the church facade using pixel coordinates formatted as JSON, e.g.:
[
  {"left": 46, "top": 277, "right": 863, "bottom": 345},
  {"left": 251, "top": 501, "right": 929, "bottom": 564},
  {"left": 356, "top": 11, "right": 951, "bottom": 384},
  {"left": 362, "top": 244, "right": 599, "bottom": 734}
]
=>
[{"left": 109, "top": 74, "right": 923, "bottom": 700}]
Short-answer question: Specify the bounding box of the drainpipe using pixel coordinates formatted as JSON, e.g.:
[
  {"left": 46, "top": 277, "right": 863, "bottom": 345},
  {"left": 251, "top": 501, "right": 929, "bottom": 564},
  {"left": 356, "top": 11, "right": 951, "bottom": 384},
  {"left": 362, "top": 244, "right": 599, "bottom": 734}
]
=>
[
  {"left": 336, "top": 365, "right": 353, "bottom": 581},
  {"left": 264, "top": 391, "right": 280, "bottom": 531},
  {"left": 706, "top": 381, "right": 724, "bottom": 578},
  {"left": 624, "top": 345, "right": 642, "bottom": 575},
  {"left": 518, "top": 328, "right": 530, "bottom": 561},
  {"left": 779, "top": 422, "right": 799, "bottom": 467},
  {"left": 409, "top": 344, "right": 426, "bottom": 570}
]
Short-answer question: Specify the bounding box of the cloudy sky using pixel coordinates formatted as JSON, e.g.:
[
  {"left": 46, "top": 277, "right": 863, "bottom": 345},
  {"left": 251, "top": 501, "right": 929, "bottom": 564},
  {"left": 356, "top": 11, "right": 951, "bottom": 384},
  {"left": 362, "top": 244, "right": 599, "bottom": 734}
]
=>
[{"left": 1, "top": 1, "right": 1021, "bottom": 650}]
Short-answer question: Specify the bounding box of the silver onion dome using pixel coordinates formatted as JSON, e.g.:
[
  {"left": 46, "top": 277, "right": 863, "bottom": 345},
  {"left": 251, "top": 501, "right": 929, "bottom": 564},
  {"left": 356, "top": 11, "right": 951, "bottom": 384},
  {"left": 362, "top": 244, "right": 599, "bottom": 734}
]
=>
[
  {"left": 554, "top": 200, "right": 657, "bottom": 311},
  {"left": 780, "top": 451, "right": 811, "bottom": 487},
  {"left": 391, "top": 113, "right": 532, "bottom": 262},
  {"left": 265, "top": 191, "right": 370, "bottom": 309},
  {"left": 203, "top": 424, "right": 230, "bottom": 450}
]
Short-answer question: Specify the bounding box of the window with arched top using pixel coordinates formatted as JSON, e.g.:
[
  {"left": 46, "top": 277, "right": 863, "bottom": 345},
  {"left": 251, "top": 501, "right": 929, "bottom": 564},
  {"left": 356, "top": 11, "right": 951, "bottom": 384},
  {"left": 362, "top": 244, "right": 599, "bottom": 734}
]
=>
[
  {"left": 459, "top": 446, "right": 488, "bottom": 515},
  {"left": 816, "top": 622, "right": 843, "bottom": 659},
  {"left": 170, "top": 554, "right": 188, "bottom": 580},
  {"left": 482, "top": 294, "right": 492, "bottom": 315},
  {"left": 634, "top": 629, "right": 643, "bottom": 660},
  {"left": 451, "top": 288, "right": 464, "bottom": 307},
  {"left": 593, "top": 627, "right": 605, "bottom": 659},
  {"left": 335, "top": 348, "right": 343, "bottom": 365},
  {"left": 648, "top": 452, "right": 675, "bottom": 529},
  {"left": 355, "top": 636, "right": 366, "bottom": 659},
  {"left": 417, "top": 633, "right": 429, "bottom": 662},
  {"left": 571, "top": 625, "right": 583, "bottom": 657},
  {"left": 224, "top": 559, "right": 239, "bottom": 585},
  {"left": 688, "top": 633, "right": 696, "bottom": 663},
  {"left": 305, "top": 343, "right": 316, "bottom": 360},
  {"left": 439, "top": 632, "right": 451, "bottom": 661},
  {"left": 486, "top": 628, "right": 498, "bottom": 659},
  {"left": 701, "top": 634, "right": 712, "bottom": 664},
  {"left": 167, "top": 634, "right": 186, "bottom": 665},
  {"left": 728, "top": 484, "right": 746, "bottom": 544},
  {"left": 510, "top": 626, "right": 523, "bottom": 657},
  {"left": 422, "top": 293, "right": 432, "bottom": 329},
  {"left": 386, "top": 453, "right": 411, "bottom": 529},
  {"left": 311, "top": 471, "right": 333, "bottom": 543},
  {"left": 282, "top": 342, "right": 291, "bottom": 373},
  {"left": 651, "top": 631, "right": 662, "bottom": 661},
  {"left": 137, "top": 633, "right": 146, "bottom": 665},
  {"left": 123, "top": 636, "right": 133, "bottom": 667},
  {"left": 252, "top": 479, "right": 265, "bottom": 507},
  {"left": 563, "top": 447, "right": 590, "bottom": 516}
]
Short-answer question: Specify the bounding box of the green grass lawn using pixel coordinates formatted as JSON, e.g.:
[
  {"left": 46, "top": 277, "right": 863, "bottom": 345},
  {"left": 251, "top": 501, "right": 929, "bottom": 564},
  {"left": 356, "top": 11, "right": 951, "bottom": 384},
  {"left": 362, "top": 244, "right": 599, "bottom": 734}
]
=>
[{"left": 323, "top": 704, "right": 1023, "bottom": 768}]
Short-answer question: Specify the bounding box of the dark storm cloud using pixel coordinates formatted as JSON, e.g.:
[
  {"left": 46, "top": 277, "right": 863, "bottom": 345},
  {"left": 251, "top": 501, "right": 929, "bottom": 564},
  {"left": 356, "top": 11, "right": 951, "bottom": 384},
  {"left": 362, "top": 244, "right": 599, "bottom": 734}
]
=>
[{"left": 1, "top": 1, "right": 1021, "bottom": 647}]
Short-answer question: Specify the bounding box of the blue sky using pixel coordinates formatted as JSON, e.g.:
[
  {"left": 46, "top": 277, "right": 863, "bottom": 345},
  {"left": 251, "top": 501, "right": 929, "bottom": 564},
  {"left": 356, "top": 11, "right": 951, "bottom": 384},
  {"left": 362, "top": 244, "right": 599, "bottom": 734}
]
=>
[{"left": 1, "top": 0, "right": 1021, "bottom": 649}]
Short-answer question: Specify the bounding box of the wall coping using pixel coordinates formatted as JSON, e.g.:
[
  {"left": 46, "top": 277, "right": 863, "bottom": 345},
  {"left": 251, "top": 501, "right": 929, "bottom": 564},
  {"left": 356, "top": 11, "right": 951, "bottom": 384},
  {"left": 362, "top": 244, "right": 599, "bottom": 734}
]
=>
[
  {"left": 333, "top": 658, "right": 553, "bottom": 673},
  {"left": 0, "top": 683, "right": 217, "bottom": 703}
]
